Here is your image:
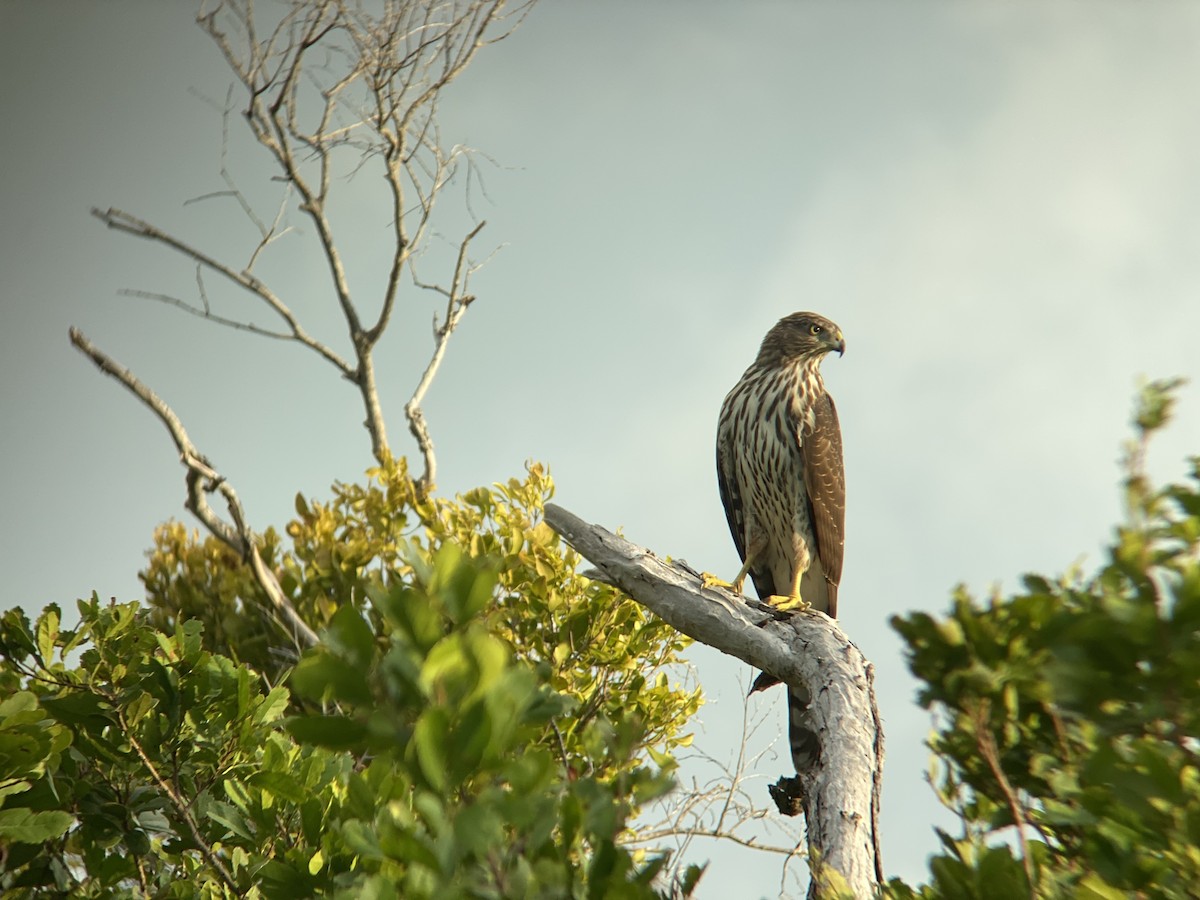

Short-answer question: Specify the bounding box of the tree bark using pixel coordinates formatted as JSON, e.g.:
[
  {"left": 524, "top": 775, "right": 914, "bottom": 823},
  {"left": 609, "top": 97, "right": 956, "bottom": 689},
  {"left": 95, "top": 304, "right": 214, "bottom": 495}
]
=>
[{"left": 543, "top": 503, "right": 884, "bottom": 898}]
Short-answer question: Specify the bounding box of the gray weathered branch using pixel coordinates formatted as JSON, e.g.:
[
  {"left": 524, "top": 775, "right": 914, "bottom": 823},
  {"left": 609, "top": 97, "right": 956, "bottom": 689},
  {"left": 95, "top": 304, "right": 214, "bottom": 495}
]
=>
[
  {"left": 543, "top": 503, "right": 884, "bottom": 899},
  {"left": 69, "top": 327, "right": 319, "bottom": 651}
]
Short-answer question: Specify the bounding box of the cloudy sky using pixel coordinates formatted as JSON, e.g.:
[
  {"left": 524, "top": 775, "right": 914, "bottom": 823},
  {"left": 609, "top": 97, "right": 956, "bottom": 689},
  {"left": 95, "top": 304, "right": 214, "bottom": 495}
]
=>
[{"left": 3, "top": 1, "right": 1199, "bottom": 896}]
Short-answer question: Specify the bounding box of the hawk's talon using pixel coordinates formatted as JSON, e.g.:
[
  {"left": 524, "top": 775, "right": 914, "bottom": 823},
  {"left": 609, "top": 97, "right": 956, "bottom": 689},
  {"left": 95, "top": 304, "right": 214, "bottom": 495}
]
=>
[
  {"left": 765, "top": 593, "right": 809, "bottom": 612},
  {"left": 699, "top": 572, "right": 746, "bottom": 596}
]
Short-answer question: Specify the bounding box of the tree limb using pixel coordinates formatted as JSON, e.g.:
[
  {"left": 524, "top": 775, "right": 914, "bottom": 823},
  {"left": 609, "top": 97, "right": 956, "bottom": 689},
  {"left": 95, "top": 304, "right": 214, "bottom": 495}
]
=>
[
  {"left": 405, "top": 219, "right": 486, "bottom": 494},
  {"left": 971, "top": 699, "right": 1035, "bottom": 897},
  {"left": 543, "top": 503, "right": 883, "bottom": 898},
  {"left": 68, "top": 327, "right": 319, "bottom": 651},
  {"left": 92, "top": 207, "right": 354, "bottom": 377}
]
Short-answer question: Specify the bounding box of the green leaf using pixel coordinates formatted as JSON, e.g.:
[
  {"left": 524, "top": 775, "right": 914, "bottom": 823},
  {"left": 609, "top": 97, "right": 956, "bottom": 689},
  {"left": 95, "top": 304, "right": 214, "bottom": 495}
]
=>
[
  {"left": 291, "top": 652, "right": 372, "bottom": 707},
  {"left": 0, "top": 690, "right": 40, "bottom": 720},
  {"left": 339, "top": 818, "right": 385, "bottom": 860},
  {"left": 205, "top": 799, "right": 256, "bottom": 842},
  {"left": 0, "top": 808, "right": 74, "bottom": 843},
  {"left": 0, "top": 779, "right": 31, "bottom": 802},
  {"left": 1133, "top": 377, "right": 1186, "bottom": 433},
  {"left": 41, "top": 691, "right": 117, "bottom": 730},
  {"left": 248, "top": 770, "right": 307, "bottom": 805},
  {"left": 253, "top": 685, "right": 291, "bottom": 725},
  {"left": 259, "top": 858, "right": 317, "bottom": 896},
  {"left": 327, "top": 604, "right": 376, "bottom": 671},
  {"left": 285, "top": 714, "right": 368, "bottom": 751},
  {"left": 680, "top": 863, "right": 707, "bottom": 896},
  {"left": 1076, "top": 873, "right": 1128, "bottom": 900},
  {"left": 412, "top": 708, "right": 450, "bottom": 791},
  {"left": 370, "top": 583, "right": 444, "bottom": 653},
  {"left": 36, "top": 606, "right": 60, "bottom": 664},
  {"left": 453, "top": 802, "right": 504, "bottom": 857},
  {"left": 0, "top": 607, "right": 37, "bottom": 661}
]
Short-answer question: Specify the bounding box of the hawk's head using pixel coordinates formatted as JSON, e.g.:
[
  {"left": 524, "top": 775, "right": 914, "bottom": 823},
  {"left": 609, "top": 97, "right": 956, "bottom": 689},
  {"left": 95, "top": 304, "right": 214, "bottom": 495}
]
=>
[{"left": 756, "top": 311, "right": 845, "bottom": 367}]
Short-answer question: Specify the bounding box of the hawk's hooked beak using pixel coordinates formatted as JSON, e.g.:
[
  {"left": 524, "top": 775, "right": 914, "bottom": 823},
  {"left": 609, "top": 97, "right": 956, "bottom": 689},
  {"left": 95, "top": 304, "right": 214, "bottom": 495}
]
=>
[{"left": 825, "top": 331, "right": 846, "bottom": 357}]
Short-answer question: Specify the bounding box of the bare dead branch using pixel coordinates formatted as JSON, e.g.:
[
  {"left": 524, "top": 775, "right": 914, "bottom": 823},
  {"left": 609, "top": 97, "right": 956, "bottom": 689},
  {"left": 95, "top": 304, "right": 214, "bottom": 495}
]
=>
[
  {"left": 869, "top": 662, "right": 886, "bottom": 887},
  {"left": 91, "top": 207, "right": 353, "bottom": 376},
  {"left": 544, "top": 503, "right": 883, "bottom": 899},
  {"left": 69, "top": 327, "right": 319, "bottom": 651},
  {"left": 635, "top": 826, "right": 800, "bottom": 857},
  {"left": 185, "top": 2, "right": 533, "bottom": 472},
  {"left": 405, "top": 219, "right": 485, "bottom": 493}
]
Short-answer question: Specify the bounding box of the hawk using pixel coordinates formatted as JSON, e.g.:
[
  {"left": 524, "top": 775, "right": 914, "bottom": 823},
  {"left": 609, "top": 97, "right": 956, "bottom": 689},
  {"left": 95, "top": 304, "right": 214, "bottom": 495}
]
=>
[{"left": 716, "top": 311, "right": 846, "bottom": 771}]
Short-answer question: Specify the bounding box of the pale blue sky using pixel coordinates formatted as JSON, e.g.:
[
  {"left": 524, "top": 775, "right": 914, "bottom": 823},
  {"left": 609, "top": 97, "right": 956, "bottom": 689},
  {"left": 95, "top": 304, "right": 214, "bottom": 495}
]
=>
[{"left": 3, "top": 2, "right": 1200, "bottom": 896}]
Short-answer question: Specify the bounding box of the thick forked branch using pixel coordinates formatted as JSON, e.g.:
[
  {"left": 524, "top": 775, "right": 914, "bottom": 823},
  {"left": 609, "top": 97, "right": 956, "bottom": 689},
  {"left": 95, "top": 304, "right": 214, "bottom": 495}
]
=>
[
  {"left": 543, "top": 503, "right": 884, "bottom": 899},
  {"left": 69, "top": 328, "right": 319, "bottom": 650}
]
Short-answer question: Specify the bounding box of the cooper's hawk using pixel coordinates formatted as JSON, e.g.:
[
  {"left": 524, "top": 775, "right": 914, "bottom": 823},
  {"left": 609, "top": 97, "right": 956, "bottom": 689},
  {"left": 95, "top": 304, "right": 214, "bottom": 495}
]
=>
[{"left": 716, "top": 311, "right": 845, "bottom": 771}]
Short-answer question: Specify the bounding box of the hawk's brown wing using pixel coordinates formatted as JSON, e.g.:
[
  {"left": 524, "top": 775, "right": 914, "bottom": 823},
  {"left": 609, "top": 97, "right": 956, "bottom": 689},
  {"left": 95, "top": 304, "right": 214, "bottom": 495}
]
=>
[
  {"left": 800, "top": 391, "right": 845, "bottom": 616},
  {"left": 715, "top": 438, "right": 746, "bottom": 565}
]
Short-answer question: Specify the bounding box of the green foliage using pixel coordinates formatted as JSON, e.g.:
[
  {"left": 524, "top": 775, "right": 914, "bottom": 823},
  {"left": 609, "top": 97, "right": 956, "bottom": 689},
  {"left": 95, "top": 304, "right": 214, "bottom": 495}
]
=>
[
  {"left": 144, "top": 459, "right": 700, "bottom": 786},
  {"left": 890, "top": 379, "right": 1200, "bottom": 899},
  {"left": 0, "top": 462, "right": 703, "bottom": 897}
]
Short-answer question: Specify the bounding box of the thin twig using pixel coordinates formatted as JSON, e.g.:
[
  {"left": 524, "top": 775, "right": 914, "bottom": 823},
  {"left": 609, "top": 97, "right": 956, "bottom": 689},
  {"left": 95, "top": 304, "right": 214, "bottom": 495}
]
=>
[
  {"left": 405, "top": 219, "right": 486, "bottom": 493},
  {"left": 633, "top": 684, "right": 806, "bottom": 890},
  {"left": 120, "top": 289, "right": 292, "bottom": 340},
  {"left": 92, "top": 207, "right": 353, "bottom": 376},
  {"left": 630, "top": 827, "right": 800, "bottom": 857}
]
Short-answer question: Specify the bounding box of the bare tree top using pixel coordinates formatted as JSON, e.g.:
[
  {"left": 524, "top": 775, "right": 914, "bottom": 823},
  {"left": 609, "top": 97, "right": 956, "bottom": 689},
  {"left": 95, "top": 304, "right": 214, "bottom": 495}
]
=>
[
  {"left": 90, "top": 0, "right": 532, "bottom": 488},
  {"left": 74, "top": 0, "right": 534, "bottom": 660}
]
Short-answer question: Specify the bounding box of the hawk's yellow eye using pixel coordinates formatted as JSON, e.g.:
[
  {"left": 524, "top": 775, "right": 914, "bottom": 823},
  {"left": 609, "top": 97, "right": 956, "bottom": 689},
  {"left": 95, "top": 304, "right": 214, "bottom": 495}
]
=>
[{"left": 809, "top": 324, "right": 822, "bottom": 335}]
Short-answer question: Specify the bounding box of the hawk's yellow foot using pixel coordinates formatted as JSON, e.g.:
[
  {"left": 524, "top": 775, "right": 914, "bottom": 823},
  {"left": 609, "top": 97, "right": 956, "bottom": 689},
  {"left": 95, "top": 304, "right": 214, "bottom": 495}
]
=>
[
  {"left": 699, "top": 572, "right": 747, "bottom": 595},
  {"left": 765, "top": 593, "right": 809, "bottom": 612},
  {"left": 722, "top": 555, "right": 756, "bottom": 596}
]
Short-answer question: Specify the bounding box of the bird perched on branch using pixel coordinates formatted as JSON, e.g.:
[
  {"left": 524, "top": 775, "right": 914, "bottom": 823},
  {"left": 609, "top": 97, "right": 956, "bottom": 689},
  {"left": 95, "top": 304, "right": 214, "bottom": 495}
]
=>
[{"left": 715, "top": 311, "right": 846, "bottom": 772}]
